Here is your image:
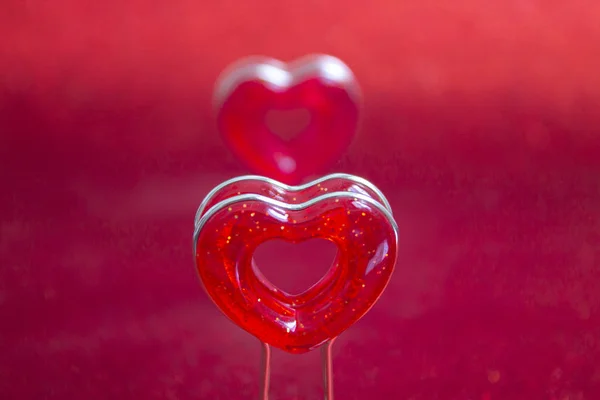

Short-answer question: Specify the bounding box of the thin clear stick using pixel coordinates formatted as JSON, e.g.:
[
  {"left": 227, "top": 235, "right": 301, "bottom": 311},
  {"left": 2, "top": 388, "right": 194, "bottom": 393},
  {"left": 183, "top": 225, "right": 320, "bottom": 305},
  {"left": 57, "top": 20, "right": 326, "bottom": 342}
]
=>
[
  {"left": 259, "top": 338, "right": 336, "bottom": 400},
  {"left": 321, "top": 338, "right": 336, "bottom": 400},
  {"left": 259, "top": 341, "right": 271, "bottom": 400}
]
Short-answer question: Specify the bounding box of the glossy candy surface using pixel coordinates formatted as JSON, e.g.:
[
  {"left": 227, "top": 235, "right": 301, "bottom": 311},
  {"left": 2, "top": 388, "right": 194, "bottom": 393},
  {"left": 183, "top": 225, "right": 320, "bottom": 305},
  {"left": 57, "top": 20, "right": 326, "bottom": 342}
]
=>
[
  {"left": 194, "top": 173, "right": 392, "bottom": 224},
  {"left": 194, "top": 177, "right": 398, "bottom": 353},
  {"left": 215, "top": 55, "right": 360, "bottom": 184}
]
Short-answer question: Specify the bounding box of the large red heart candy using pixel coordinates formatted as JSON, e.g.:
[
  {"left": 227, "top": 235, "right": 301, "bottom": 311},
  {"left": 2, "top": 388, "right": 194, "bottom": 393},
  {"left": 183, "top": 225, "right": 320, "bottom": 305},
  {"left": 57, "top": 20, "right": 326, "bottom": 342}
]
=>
[
  {"left": 194, "top": 175, "right": 398, "bottom": 354},
  {"left": 214, "top": 55, "right": 361, "bottom": 184}
]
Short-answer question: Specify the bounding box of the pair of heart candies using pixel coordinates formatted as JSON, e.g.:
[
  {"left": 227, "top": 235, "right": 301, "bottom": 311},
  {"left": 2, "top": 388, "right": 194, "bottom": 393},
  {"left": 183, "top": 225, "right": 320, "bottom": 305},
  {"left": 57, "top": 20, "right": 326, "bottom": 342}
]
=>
[{"left": 193, "top": 55, "right": 399, "bottom": 355}]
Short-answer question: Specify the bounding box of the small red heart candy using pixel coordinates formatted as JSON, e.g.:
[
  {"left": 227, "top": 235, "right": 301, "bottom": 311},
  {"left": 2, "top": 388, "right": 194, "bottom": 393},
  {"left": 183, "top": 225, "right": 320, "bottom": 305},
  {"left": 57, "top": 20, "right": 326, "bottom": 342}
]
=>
[
  {"left": 214, "top": 55, "right": 361, "bottom": 184},
  {"left": 194, "top": 175, "right": 398, "bottom": 354}
]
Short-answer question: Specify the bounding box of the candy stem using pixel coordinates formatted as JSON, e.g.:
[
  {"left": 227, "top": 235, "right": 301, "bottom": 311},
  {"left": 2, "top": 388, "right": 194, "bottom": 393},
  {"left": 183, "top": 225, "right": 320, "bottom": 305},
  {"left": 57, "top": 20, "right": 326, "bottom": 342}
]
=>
[
  {"left": 259, "top": 341, "right": 271, "bottom": 400},
  {"left": 321, "top": 338, "right": 336, "bottom": 400}
]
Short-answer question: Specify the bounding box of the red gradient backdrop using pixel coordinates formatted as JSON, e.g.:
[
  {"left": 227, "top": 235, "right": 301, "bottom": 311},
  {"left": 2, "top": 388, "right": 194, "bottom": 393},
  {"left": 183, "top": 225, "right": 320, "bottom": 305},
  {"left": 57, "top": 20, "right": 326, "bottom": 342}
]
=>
[{"left": 2, "top": 1, "right": 600, "bottom": 399}]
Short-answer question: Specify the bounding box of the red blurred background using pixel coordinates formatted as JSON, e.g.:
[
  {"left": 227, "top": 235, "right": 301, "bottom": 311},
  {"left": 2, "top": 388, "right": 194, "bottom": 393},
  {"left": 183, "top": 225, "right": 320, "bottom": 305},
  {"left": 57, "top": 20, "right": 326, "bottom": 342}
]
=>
[{"left": 1, "top": 1, "right": 600, "bottom": 399}]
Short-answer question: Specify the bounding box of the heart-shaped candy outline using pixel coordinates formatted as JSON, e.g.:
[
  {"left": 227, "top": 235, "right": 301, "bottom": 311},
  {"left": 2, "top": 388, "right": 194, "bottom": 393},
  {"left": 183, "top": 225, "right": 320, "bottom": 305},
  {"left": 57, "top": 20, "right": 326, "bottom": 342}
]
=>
[
  {"left": 194, "top": 177, "right": 398, "bottom": 353},
  {"left": 214, "top": 55, "right": 361, "bottom": 184}
]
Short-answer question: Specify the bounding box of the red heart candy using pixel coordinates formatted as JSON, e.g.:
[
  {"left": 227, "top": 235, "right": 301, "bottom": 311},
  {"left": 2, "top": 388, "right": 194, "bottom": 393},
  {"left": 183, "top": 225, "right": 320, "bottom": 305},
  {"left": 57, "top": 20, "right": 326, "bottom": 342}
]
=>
[
  {"left": 194, "top": 175, "right": 398, "bottom": 354},
  {"left": 215, "top": 55, "right": 361, "bottom": 184}
]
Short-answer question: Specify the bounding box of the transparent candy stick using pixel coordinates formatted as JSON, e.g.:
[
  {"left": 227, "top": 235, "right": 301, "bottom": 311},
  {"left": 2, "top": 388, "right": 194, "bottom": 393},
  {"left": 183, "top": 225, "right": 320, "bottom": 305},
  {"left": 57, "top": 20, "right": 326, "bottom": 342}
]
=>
[
  {"left": 259, "top": 339, "right": 337, "bottom": 400},
  {"left": 259, "top": 342, "right": 271, "bottom": 400},
  {"left": 321, "top": 338, "right": 336, "bottom": 400}
]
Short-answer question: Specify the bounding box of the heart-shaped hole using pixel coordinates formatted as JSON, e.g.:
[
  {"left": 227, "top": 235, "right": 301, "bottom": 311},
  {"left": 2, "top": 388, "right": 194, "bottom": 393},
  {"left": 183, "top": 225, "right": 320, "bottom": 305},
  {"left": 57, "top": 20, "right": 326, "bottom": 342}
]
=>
[
  {"left": 265, "top": 108, "right": 312, "bottom": 141},
  {"left": 253, "top": 238, "right": 337, "bottom": 296}
]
